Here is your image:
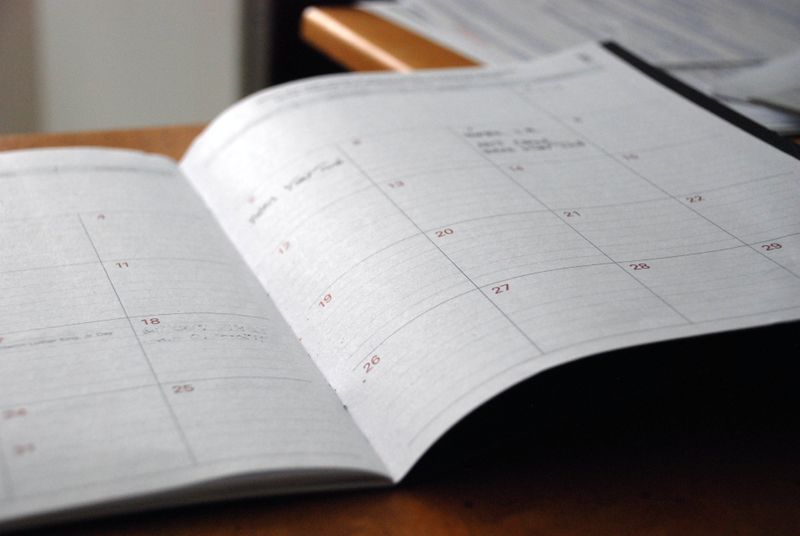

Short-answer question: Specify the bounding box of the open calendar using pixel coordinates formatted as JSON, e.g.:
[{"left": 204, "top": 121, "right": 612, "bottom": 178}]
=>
[{"left": 1, "top": 43, "right": 799, "bottom": 528}]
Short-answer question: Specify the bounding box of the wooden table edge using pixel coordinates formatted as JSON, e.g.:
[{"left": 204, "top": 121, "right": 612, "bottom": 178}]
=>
[
  {"left": 0, "top": 124, "right": 205, "bottom": 161},
  {"left": 301, "top": 6, "right": 477, "bottom": 72}
]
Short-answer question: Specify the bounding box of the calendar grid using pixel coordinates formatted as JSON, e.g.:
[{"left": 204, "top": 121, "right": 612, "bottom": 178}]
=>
[
  {"left": 0, "top": 148, "right": 388, "bottom": 508},
  {"left": 226, "top": 70, "right": 799, "bottom": 474},
  {"left": 511, "top": 88, "right": 800, "bottom": 282},
  {"left": 337, "top": 144, "right": 545, "bottom": 361},
  {"left": 77, "top": 214, "right": 199, "bottom": 465},
  {"left": 445, "top": 123, "right": 693, "bottom": 324},
  {"left": 204, "top": 51, "right": 796, "bottom": 477}
]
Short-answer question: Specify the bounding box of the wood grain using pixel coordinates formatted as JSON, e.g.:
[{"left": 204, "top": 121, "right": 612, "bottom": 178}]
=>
[
  {"left": 301, "top": 6, "right": 477, "bottom": 72},
  {"left": 16, "top": 431, "right": 800, "bottom": 536}
]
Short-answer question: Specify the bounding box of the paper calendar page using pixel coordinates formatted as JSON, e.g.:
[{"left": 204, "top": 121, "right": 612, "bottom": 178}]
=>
[
  {"left": 0, "top": 148, "right": 387, "bottom": 525},
  {"left": 182, "top": 42, "right": 800, "bottom": 480}
]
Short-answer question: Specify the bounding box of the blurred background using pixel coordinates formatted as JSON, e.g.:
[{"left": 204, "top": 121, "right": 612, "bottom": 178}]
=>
[
  {"left": 2, "top": 0, "right": 797, "bottom": 135},
  {"left": 0, "top": 0, "right": 344, "bottom": 134}
]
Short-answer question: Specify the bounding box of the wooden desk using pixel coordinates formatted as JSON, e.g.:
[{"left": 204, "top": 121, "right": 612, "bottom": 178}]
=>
[{"left": 2, "top": 127, "right": 800, "bottom": 535}]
